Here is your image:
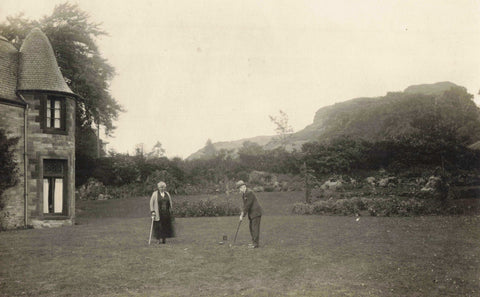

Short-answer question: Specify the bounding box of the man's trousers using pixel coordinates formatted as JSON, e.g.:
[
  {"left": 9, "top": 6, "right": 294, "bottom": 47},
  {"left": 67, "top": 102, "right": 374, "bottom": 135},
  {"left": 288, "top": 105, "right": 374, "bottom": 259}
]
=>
[{"left": 249, "top": 216, "right": 261, "bottom": 247}]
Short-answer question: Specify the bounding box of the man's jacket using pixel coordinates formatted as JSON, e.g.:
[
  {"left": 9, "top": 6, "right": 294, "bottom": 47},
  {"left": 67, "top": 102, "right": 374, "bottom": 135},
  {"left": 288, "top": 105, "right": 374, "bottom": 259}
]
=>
[{"left": 242, "top": 189, "right": 263, "bottom": 219}]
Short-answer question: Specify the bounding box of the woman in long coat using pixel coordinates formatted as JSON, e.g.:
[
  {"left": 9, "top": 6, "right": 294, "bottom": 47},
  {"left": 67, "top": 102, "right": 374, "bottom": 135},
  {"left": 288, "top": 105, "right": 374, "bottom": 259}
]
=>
[{"left": 150, "top": 181, "right": 175, "bottom": 244}]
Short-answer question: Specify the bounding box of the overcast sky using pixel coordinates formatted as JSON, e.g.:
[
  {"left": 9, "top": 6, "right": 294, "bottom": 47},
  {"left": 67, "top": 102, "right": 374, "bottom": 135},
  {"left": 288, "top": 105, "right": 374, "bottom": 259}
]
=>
[{"left": 2, "top": 0, "right": 480, "bottom": 158}]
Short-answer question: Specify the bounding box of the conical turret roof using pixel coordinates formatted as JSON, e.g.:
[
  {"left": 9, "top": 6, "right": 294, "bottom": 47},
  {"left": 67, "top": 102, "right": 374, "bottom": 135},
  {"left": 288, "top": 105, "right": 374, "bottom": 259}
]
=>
[{"left": 17, "top": 28, "right": 75, "bottom": 96}]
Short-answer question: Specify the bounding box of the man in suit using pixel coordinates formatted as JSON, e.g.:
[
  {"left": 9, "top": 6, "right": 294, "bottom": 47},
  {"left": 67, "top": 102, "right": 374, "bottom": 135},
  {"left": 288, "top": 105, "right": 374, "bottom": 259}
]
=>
[{"left": 236, "top": 180, "right": 263, "bottom": 248}]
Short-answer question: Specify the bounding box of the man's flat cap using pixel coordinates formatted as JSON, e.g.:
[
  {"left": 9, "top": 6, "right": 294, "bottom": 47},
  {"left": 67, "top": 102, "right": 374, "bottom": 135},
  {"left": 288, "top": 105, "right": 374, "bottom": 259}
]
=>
[{"left": 236, "top": 180, "right": 246, "bottom": 188}]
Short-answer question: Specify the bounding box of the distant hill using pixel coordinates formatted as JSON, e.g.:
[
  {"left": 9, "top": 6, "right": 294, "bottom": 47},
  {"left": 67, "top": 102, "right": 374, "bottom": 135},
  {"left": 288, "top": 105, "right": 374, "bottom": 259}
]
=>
[
  {"left": 186, "top": 135, "right": 274, "bottom": 160},
  {"left": 187, "top": 82, "right": 480, "bottom": 160},
  {"left": 289, "top": 82, "right": 465, "bottom": 146},
  {"left": 404, "top": 81, "right": 459, "bottom": 95}
]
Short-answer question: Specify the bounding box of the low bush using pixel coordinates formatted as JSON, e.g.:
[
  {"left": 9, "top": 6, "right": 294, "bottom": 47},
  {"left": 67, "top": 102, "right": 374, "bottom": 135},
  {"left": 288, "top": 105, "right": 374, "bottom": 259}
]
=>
[
  {"left": 292, "top": 202, "right": 314, "bottom": 215},
  {"left": 292, "top": 196, "right": 474, "bottom": 216},
  {"left": 173, "top": 199, "right": 240, "bottom": 217},
  {"left": 365, "top": 198, "right": 425, "bottom": 216},
  {"left": 277, "top": 174, "right": 305, "bottom": 191},
  {"left": 76, "top": 179, "right": 108, "bottom": 200},
  {"left": 246, "top": 171, "right": 304, "bottom": 192},
  {"left": 106, "top": 183, "right": 147, "bottom": 199},
  {"left": 309, "top": 197, "right": 365, "bottom": 215}
]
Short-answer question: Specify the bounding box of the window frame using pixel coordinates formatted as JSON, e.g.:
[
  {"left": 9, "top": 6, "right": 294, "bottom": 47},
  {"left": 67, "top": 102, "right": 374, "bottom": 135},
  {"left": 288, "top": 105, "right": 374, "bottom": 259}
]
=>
[
  {"left": 40, "top": 95, "right": 67, "bottom": 134},
  {"left": 42, "top": 159, "right": 68, "bottom": 217}
]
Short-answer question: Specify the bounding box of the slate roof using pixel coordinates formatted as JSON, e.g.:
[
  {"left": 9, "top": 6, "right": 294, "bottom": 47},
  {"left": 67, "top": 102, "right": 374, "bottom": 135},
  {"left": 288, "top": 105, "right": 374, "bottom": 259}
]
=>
[
  {"left": 0, "top": 36, "right": 20, "bottom": 104},
  {"left": 17, "top": 28, "right": 75, "bottom": 96},
  {"left": 0, "top": 28, "right": 77, "bottom": 105}
]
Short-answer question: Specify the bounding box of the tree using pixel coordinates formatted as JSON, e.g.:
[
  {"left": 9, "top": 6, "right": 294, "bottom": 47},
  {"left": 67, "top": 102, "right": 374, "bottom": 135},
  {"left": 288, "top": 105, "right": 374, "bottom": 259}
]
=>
[
  {"left": 301, "top": 162, "right": 315, "bottom": 204},
  {"left": 434, "top": 86, "right": 480, "bottom": 144},
  {"left": 203, "top": 139, "right": 217, "bottom": 158},
  {"left": 237, "top": 141, "right": 264, "bottom": 156},
  {"left": 148, "top": 141, "right": 166, "bottom": 158},
  {"left": 269, "top": 110, "right": 294, "bottom": 148},
  {"left": 237, "top": 141, "right": 266, "bottom": 170},
  {"left": 0, "top": 3, "right": 124, "bottom": 182},
  {"left": 301, "top": 138, "right": 369, "bottom": 176},
  {"left": 135, "top": 143, "right": 145, "bottom": 156}
]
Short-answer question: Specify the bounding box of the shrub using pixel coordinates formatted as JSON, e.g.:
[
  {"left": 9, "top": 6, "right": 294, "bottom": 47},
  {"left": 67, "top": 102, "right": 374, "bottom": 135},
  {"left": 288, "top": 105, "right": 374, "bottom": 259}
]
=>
[
  {"left": 76, "top": 179, "right": 108, "bottom": 200},
  {"left": 173, "top": 199, "right": 240, "bottom": 217},
  {"left": 277, "top": 174, "right": 305, "bottom": 191},
  {"left": 292, "top": 202, "right": 314, "bottom": 215},
  {"left": 0, "top": 130, "right": 19, "bottom": 210},
  {"left": 105, "top": 183, "right": 147, "bottom": 199},
  {"left": 264, "top": 186, "right": 275, "bottom": 192},
  {"left": 248, "top": 171, "right": 275, "bottom": 186},
  {"left": 291, "top": 196, "right": 457, "bottom": 217},
  {"left": 309, "top": 198, "right": 361, "bottom": 215},
  {"left": 365, "top": 197, "right": 438, "bottom": 216}
]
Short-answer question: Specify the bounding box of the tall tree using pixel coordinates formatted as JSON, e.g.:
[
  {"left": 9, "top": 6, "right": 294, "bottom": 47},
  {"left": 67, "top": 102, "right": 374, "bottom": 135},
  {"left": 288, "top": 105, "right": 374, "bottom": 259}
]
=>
[
  {"left": 203, "top": 139, "right": 217, "bottom": 158},
  {"left": 269, "top": 110, "right": 294, "bottom": 148},
  {"left": 149, "top": 141, "right": 166, "bottom": 158}
]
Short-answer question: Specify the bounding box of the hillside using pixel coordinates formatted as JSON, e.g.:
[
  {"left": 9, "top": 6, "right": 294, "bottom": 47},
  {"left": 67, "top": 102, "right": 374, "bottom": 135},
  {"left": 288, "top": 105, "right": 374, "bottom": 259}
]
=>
[
  {"left": 404, "top": 81, "right": 459, "bottom": 95},
  {"left": 186, "top": 135, "right": 274, "bottom": 160},
  {"left": 289, "top": 82, "right": 466, "bottom": 145},
  {"left": 187, "top": 82, "right": 480, "bottom": 159}
]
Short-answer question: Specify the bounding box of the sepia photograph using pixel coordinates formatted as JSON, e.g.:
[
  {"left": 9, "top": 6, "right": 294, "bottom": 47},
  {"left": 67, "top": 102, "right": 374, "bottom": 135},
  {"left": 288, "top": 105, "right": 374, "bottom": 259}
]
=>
[{"left": 0, "top": 0, "right": 479, "bottom": 296}]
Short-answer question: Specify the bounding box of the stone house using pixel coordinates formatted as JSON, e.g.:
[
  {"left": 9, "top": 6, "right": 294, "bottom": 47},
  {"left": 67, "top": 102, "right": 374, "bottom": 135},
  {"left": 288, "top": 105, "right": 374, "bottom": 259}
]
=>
[{"left": 0, "top": 28, "right": 78, "bottom": 229}]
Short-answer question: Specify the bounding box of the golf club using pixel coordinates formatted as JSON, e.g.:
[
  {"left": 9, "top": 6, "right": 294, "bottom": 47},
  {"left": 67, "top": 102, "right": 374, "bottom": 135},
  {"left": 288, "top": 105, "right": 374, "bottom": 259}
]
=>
[{"left": 148, "top": 216, "right": 154, "bottom": 245}]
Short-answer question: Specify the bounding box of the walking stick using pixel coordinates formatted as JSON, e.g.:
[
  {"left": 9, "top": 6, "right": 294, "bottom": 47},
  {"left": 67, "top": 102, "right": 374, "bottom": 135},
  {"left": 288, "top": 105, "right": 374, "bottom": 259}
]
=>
[
  {"left": 233, "top": 220, "right": 242, "bottom": 244},
  {"left": 148, "top": 216, "right": 154, "bottom": 245}
]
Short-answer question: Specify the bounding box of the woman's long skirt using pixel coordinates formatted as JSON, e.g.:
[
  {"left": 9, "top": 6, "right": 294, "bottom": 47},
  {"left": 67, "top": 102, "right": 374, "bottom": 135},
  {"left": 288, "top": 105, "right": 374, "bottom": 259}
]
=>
[{"left": 153, "top": 212, "right": 175, "bottom": 240}]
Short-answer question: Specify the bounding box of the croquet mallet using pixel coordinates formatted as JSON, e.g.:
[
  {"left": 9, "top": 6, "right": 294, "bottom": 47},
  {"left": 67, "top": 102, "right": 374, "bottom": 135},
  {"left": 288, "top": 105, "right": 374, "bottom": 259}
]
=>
[{"left": 232, "top": 219, "right": 242, "bottom": 245}]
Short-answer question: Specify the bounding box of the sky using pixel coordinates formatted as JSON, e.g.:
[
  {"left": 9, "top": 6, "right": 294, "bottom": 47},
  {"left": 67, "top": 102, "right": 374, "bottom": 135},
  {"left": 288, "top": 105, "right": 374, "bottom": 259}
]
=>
[{"left": 1, "top": 0, "right": 480, "bottom": 158}]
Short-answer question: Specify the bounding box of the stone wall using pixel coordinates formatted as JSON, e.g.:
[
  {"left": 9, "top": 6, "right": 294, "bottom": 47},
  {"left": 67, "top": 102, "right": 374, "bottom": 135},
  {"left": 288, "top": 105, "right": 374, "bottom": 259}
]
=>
[
  {"left": 0, "top": 92, "right": 76, "bottom": 230},
  {"left": 24, "top": 93, "right": 76, "bottom": 225}
]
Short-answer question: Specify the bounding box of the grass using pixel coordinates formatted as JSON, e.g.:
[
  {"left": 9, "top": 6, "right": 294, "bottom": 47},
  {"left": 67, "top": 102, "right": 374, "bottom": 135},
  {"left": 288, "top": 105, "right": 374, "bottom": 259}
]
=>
[{"left": 1, "top": 192, "right": 479, "bottom": 296}]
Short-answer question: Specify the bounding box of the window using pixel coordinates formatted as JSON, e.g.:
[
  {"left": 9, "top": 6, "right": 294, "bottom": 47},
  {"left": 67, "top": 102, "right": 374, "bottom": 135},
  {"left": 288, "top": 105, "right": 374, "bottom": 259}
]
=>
[
  {"left": 43, "top": 159, "right": 67, "bottom": 215},
  {"left": 46, "top": 98, "right": 62, "bottom": 128},
  {"left": 41, "top": 95, "right": 66, "bottom": 133}
]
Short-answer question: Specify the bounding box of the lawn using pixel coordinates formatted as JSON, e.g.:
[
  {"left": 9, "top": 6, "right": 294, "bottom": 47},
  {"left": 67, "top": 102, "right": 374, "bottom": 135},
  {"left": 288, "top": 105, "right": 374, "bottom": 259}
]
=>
[{"left": 0, "top": 192, "right": 479, "bottom": 296}]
